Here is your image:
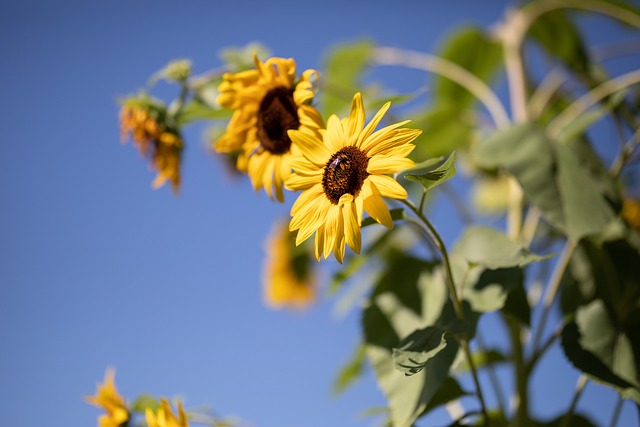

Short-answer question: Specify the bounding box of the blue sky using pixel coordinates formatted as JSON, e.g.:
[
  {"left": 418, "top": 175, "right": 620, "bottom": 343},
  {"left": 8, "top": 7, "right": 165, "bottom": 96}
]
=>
[{"left": 1, "top": 1, "right": 638, "bottom": 426}]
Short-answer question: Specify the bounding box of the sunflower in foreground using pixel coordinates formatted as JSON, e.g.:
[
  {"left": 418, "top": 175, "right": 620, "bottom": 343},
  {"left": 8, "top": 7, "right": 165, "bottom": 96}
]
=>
[
  {"left": 85, "top": 368, "right": 129, "bottom": 427},
  {"left": 146, "top": 398, "right": 189, "bottom": 427},
  {"left": 262, "top": 219, "right": 316, "bottom": 310},
  {"left": 214, "top": 55, "right": 324, "bottom": 202},
  {"left": 285, "top": 93, "right": 421, "bottom": 263},
  {"left": 120, "top": 98, "right": 183, "bottom": 193}
]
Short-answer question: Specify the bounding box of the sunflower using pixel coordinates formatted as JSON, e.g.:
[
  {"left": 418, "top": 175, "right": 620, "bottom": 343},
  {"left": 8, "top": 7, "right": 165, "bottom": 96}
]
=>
[
  {"left": 262, "top": 219, "right": 316, "bottom": 309},
  {"left": 145, "top": 399, "right": 189, "bottom": 427},
  {"left": 119, "top": 99, "right": 183, "bottom": 193},
  {"left": 285, "top": 93, "right": 421, "bottom": 263},
  {"left": 214, "top": 55, "right": 324, "bottom": 202},
  {"left": 85, "top": 368, "right": 129, "bottom": 427}
]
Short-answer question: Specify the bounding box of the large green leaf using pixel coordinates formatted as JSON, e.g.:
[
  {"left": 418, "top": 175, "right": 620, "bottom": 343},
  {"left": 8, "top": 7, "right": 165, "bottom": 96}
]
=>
[
  {"left": 321, "top": 40, "right": 374, "bottom": 117},
  {"left": 452, "top": 226, "right": 549, "bottom": 269},
  {"left": 404, "top": 151, "right": 456, "bottom": 192},
  {"left": 528, "top": 10, "right": 590, "bottom": 75},
  {"left": 434, "top": 26, "right": 503, "bottom": 109},
  {"left": 410, "top": 103, "right": 474, "bottom": 157},
  {"left": 472, "top": 123, "right": 617, "bottom": 241}
]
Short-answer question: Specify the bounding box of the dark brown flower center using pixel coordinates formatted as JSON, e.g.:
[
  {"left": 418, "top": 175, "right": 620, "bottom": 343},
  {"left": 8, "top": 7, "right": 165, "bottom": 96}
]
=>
[
  {"left": 322, "top": 146, "right": 369, "bottom": 204},
  {"left": 257, "top": 86, "right": 300, "bottom": 155}
]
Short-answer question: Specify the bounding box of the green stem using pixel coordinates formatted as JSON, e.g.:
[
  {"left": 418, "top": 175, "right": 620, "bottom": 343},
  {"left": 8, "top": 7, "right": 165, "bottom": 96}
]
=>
[
  {"left": 609, "top": 396, "right": 624, "bottom": 427},
  {"left": 560, "top": 374, "right": 588, "bottom": 427},
  {"left": 505, "top": 315, "right": 529, "bottom": 427},
  {"left": 400, "top": 198, "right": 491, "bottom": 425}
]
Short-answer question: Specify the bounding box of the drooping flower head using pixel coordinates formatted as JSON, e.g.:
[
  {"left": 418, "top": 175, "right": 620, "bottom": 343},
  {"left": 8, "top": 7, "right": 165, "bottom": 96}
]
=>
[
  {"left": 262, "top": 219, "right": 316, "bottom": 309},
  {"left": 286, "top": 93, "right": 421, "bottom": 263},
  {"left": 145, "top": 399, "right": 189, "bottom": 427},
  {"left": 214, "top": 55, "right": 324, "bottom": 202},
  {"left": 119, "top": 97, "right": 183, "bottom": 193},
  {"left": 85, "top": 368, "right": 129, "bottom": 427}
]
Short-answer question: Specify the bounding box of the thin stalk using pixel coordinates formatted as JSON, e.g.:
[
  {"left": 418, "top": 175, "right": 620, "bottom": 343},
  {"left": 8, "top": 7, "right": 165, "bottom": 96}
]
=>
[
  {"left": 560, "top": 374, "right": 588, "bottom": 427},
  {"left": 400, "top": 198, "right": 491, "bottom": 425},
  {"left": 477, "top": 330, "right": 509, "bottom": 420},
  {"left": 609, "top": 396, "right": 624, "bottom": 427},
  {"left": 526, "top": 325, "right": 562, "bottom": 373},
  {"left": 505, "top": 315, "right": 529, "bottom": 427},
  {"left": 532, "top": 241, "right": 576, "bottom": 352},
  {"left": 372, "top": 47, "right": 511, "bottom": 130}
]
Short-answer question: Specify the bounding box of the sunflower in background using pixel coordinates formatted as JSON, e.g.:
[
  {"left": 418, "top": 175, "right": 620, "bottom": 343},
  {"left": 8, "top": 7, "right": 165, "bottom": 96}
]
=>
[
  {"left": 214, "top": 55, "right": 324, "bottom": 202},
  {"left": 286, "top": 92, "right": 420, "bottom": 263},
  {"left": 119, "top": 97, "right": 183, "bottom": 193},
  {"left": 263, "top": 219, "right": 316, "bottom": 309},
  {"left": 85, "top": 368, "right": 129, "bottom": 427},
  {"left": 145, "top": 398, "right": 190, "bottom": 427}
]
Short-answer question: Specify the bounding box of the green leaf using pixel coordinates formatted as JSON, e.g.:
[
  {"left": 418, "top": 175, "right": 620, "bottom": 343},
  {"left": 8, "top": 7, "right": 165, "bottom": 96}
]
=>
[
  {"left": 404, "top": 151, "right": 456, "bottom": 192},
  {"left": 392, "top": 327, "right": 450, "bottom": 376},
  {"left": 434, "top": 26, "right": 503, "bottom": 109},
  {"left": 502, "top": 279, "right": 531, "bottom": 326},
  {"left": 528, "top": 10, "right": 590, "bottom": 75},
  {"left": 131, "top": 394, "right": 160, "bottom": 412},
  {"left": 456, "top": 348, "right": 508, "bottom": 372},
  {"left": 554, "top": 142, "right": 616, "bottom": 240},
  {"left": 175, "top": 100, "right": 232, "bottom": 125},
  {"left": 423, "top": 377, "right": 470, "bottom": 415},
  {"left": 452, "top": 226, "right": 549, "bottom": 269},
  {"left": 321, "top": 39, "right": 374, "bottom": 117},
  {"left": 410, "top": 103, "right": 474, "bottom": 157},
  {"left": 472, "top": 123, "right": 617, "bottom": 241},
  {"left": 333, "top": 344, "right": 367, "bottom": 395}
]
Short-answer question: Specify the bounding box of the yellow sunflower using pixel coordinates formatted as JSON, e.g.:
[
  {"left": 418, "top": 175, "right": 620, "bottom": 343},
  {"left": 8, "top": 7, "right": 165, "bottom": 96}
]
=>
[
  {"left": 85, "top": 368, "right": 129, "bottom": 427},
  {"left": 262, "top": 219, "right": 316, "bottom": 309},
  {"left": 145, "top": 399, "right": 189, "bottom": 427},
  {"left": 285, "top": 93, "right": 421, "bottom": 263},
  {"left": 214, "top": 55, "right": 324, "bottom": 202},
  {"left": 119, "top": 99, "right": 183, "bottom": 193}
]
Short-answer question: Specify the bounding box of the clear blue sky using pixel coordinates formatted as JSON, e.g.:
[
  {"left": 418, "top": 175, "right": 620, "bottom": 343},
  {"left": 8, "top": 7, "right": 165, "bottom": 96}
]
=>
[{"left": 1, "top": 1, "right": 638, "bottom": 426}]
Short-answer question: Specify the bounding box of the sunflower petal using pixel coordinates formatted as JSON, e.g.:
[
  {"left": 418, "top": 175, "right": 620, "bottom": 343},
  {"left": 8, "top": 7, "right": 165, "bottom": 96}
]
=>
[
  {"left": 362, "top": 180, "right": 394, "bottom": 229},
  {"left": 369, "top": 174, "right": 408, "bottom": 199},
  {"left": 356, "top": 102, "right": 390, "bottom": 148},
  {"left": 325, "top": 115, "right": 346, "bottom": 152},
  {"left": 288, "top": 129, "right": 330, "bottom": 166},
  {"left": 367, "top": 156, "right": 415, "bottom": 175},
  {"left": 342, "top": 199, "right": 362, "bottom": 254},
  {"left": 346, "top": 93, "right": 365, "bottom": 145}
]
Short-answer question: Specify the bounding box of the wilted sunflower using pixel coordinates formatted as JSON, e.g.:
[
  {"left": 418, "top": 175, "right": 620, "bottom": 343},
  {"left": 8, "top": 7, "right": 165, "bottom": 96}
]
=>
[
  {"left": 214, "top": 55, "right": 324, "bottom": 202},
  {"left": 262, "top": 219, "right": 316, "bottom": 309},
  {"left": 85, "top": 368, "right": 129, "bottom": 427},
  {"left": 146, "top": 398, "right": 189, "bottom": 427},
  {"left": 286, "top": 93, "right": 421, "bottom": 263},
  {"left": 119, "top": 99, "right": 183, "bottom": 193}
]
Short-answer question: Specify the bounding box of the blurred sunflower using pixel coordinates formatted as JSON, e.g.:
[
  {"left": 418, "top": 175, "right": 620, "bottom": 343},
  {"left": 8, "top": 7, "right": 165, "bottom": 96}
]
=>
[
  {"left": 286, "top": 93, "right": 421, "bottom": 263},
  {"left": 146, "top": 399, "right": 189, "bottom": 427},
  {"left": 622, "top": 196, "right": 640, "bottom": 232},
  {"left": 119, "top": 98, "right": 183, "bottom": 193},
  {"left": 262, "top": 219, "right": 316, "bottom": 309},
  {"left": 214, "top": 55, "right": 324, "bottom": 202},
  {"left": 85, "top": 368, "right": 129, "bottom": 427}
]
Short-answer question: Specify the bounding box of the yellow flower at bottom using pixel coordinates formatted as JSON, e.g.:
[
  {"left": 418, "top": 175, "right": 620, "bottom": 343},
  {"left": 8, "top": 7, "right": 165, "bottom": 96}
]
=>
[
  {"left": 285, "top": 93, "right": 421, "bottom": 263},
  {"left": 85, "top": 368, "right": 129, "bottom": 427},
  {"left": 146, "top": 399, "right": 189, "bottom": 427},
  {"left": 263, "top": 219, "right": 316, "bottom": 309},
  {"left": 214, "top": 55, "right": 324, "bottom": 202}
]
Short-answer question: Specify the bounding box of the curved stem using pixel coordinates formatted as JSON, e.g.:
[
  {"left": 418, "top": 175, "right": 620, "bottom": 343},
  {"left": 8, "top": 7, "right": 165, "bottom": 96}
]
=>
[
  {"left": 532, "top": 241, "right": 577, "bottom": 355},
  {"left": 548, "top": 69, "right": 640, "bottom": 139},
  {"left": 609, "top": 396, "right": 624, "bottom": 427},
  {"left": 400, "top": 198, "right": 491, "bottom": 425},
  {"left": 372, "top": 47, "right": 511, "bottom": 129},
  {"left": 560, "top": 374, "right": 588, "bottom": 427}
]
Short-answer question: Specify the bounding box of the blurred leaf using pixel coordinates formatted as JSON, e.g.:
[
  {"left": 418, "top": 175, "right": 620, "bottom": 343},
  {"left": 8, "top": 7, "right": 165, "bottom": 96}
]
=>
[
  {"left": 131, "top": 394, "right": 160, "bottom": 412},
  {"left": 434, "top": 26, "right": 503, "bottom": 109},
  {"left": 321, "top": 39, "right": 374, "bottom": 117},
  {"left": 502, "top": 279, "right": 531, "bottom": 326},
  {"left": 554, "top": 142, "right": 617, "bottom": 240},
  {"left": 333, "top": 344, "right": 367, "bottom": 395},
  {"left": 219, "top": 42, "right": 270, "bottom": 72},
  {"left": 410, "top": 103, "right": 474, "bottom": 157},
  {"left": 531, "top": 413, "right": 599, "bottom": 427},
  {"left": 528, "top": 10, "right": 590, "bottom": 75},
  {"left": 424, "top": 377, "right": 470, "bottom": 415},
  {"left": 452, "top": 226, "right": 549, "bottom": 269},
  {"left": 456, "top": 348, "right": 508, "bottom": 372},
  {"left": 472, "top": 123, "right": 617, "bottom": 240},
  {"left": 404, "top": 151, "right": 456, "bottom": 192},
  {"left": 176, "top": 100, "right": 232, "bottom": 125}
]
